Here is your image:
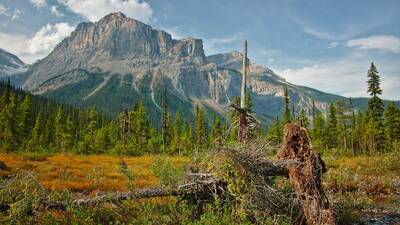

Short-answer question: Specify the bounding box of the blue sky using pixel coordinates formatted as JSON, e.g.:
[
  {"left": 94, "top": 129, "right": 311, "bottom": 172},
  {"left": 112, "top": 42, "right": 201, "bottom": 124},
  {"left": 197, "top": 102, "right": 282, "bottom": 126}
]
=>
[{"left": 0, "top": 0, "right": 399, "bottom": 99}]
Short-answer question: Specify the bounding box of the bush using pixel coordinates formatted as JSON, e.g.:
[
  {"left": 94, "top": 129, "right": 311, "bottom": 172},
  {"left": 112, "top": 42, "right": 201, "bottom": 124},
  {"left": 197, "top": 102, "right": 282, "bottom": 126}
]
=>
[{"left": 151, "top": 156, "right": 185, "bottom": 188}]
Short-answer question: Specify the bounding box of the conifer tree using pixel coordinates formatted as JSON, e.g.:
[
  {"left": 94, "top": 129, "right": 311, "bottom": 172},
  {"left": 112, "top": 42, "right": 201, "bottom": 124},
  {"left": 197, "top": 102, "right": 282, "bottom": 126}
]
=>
[
  {"left": 366, "top": 62, "right": 385, "bottom": 151},
  {"left": 181, "top": 121, "right": 193, "bottom": 154},
  {"left": 211, "top": 115, "right": 223, "bottom": 146},
  {"left": 63, "top": 115, "right": 74, "bottom": 151},
  {"left": 30, "top": 111, "right": 45, "bottom": 151},
  {"left": 195, "top": 105, "right": 208, "bottom": 149},
  {"left": 54, "top": 107, "right": 64, "bottom": 150},
  {"left": 313, "top": 112, "right": 326, "bottom": 148},
  {"left": 326, "top": 103, "right": 338, "bottom": 149},
  {"left": 384, "top": 102, "right": 400, "bottom": 149},
  {"left": 298, "top": 108, "right": 309, "bottom": 128},
  {"left": 42, "top": 116, "right": 54, "bottom": 149},
  {"left": 132, "top": 99, "right": 150, "bottom": 152},
  {"left": 81, "top": 107, "right": 98, "bottom": 154},
  {"left": 161, "top": 75, "right": 170, "bottom": 153},
  {"left": 267, "top": 117, "right": 283, "bottom": 146},
  {"left": 171, "top": 111, "right": 182, "bottom": 154},
  {"left": 94, "top": 126, "right": 112, "bottom": 153},
  {"left": 336, "top": 101, "right": 349, "bottom": 150},
  {"left": 283, "top": 86, "right": 291, "bottom": 124},
  {"left": 17, "top": 95, "right": 33, "bottom": 145},
  {"left": 148, "top": 127, "right": 161, "bottom": 154},
  {"left": 353, "top": 112, "right": 367, "bottom": 154},
  {"left": 312, "top": 100, "right": 317, "bottom": 127},
  {"left": 2, "top": 94, "right": 18, "bottom": 151}
]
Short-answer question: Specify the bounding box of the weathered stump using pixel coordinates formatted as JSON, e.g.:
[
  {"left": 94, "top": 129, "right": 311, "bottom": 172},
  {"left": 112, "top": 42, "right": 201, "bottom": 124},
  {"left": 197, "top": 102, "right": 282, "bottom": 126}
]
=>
[{"left": 278, "top": 124, "right": 335, "bottom": 225}]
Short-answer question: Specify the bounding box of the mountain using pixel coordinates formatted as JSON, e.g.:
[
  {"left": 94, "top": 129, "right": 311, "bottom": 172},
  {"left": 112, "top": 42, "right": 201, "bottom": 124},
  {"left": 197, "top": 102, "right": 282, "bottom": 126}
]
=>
[
  {"left": 15, "top": 12, "right": 369, "bottom": 124},
  {"left": 0, "top": 48, "right": 29, "bottom": 82}
]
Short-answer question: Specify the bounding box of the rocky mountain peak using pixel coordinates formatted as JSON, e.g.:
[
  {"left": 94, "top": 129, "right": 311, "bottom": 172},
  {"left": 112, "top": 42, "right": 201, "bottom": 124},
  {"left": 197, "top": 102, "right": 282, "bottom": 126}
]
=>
[{"left": 15, "top": 13, "right": 349, "bottom": 124}]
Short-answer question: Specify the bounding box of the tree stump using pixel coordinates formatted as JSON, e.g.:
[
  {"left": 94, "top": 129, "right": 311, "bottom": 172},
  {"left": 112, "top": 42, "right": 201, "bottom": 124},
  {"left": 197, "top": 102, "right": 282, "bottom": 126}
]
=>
[{"left": 278, "top": 124, "right": 335, "bottom": 225}]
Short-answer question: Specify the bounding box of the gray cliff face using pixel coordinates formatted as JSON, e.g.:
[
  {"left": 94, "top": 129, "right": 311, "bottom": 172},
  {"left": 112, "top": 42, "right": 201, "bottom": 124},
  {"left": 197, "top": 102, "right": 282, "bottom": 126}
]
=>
[
  {"left": 20, "top": 12, "right": 344, "bottom": 123},
  {"left": 24, "top": 12, "right": 205, "bottom": 90}
]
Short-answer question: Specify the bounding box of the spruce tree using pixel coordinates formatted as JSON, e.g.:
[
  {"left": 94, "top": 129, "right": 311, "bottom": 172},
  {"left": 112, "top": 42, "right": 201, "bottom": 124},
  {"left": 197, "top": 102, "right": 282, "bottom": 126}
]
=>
[
  {"left": 195, "top": 105, "right": 208, "bottom": 149},
  {"left": 63, "top": 115, "right": 75, "bottom": 151},
  {"left": 135, "top": 99, "right": 150, "bottom": 152},
  {"left": 366, "top": 62, "right": 385, "bottom": 151},
  {"left": 81, "top": 107, "right": 98, "bottom": 154},
  {"left": 30, "top": 111, "right": 45, "bottom": 151},
  {"left": 54, "top": 107, "right": 64, "bottom": 150},
  {"left": 298, "top": 108, "right": 309, "bottom": 128},
  {"left": 312, "top": 100, "right": 317, "bottom": 127},
  {"left": 384, "top": 102, "right": 400, "bottom": 149},
  {"left": 283, "top": 86, "right": 291, "bottom": 124},
  {"left": 326, "top": 103, "right": 338, "bottom": 149},
  {"left": 17, "top": 95, "right": 33, "bottom": 146},
  {"left": 2, "top": 94, "right": 18, "bottom": 151},
  {"left": 161, "top": 75, "right": 170, "bottom": 153},
  {"left": 313, "top": 112, "right": 326, "bottom": 148},
  {"left": 171, "top": 111, "right": 182, "bottom": 154},
  {"left": 267, "top": 117, "right": 283, "bottom": 146},
  {"left": 211, "top": 115, "right": 223, "bottom": 145}
]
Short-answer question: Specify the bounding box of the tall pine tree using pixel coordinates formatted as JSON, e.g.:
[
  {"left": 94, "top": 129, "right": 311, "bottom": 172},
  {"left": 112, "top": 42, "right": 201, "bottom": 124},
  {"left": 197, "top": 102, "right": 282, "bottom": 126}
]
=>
[
  {"left": 326, "top": 103, "right": 338, "bottom": 149},
  {"left": 366, "top": 63, "right": 385, "bottom": 151}
]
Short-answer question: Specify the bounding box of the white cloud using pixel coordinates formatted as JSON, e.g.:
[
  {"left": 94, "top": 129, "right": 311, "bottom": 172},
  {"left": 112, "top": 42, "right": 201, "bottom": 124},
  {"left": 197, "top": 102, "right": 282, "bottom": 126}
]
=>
[
  {"left": 347, "top": 35, "right": 400, "bottom": 53},
  {"left": 11, "top": 9, "right": 22, "bottom": 20},
  {"left": 161, "top": 26, "right": 184, "bottom": 39},
  {"left": 203, "top": 33, "right": 242, "bottom": 55},
  {"left": 277, "top": 54, "right": 400, "bottom": 99},
  {"left": 328, "top": 41, "right": 339, "bottom": 49},
  {"left": 206, "top": 34, "right": 241, "bottom": 45},
  {"left": 57, "top": 0, "right": 153, "bottom": 22},
  {"left": 30, "top": 0, "right": 48, "bottom": 8},
  {"left": 0, "top": 23, "right": 75, "bottom": 63},
  {"left": 0, "top": 4, "right": 22, "bottom": 20},
  {"left": 303, "top": 27, "right": 363, "bottom": 41},
  {"left": 27, "top": 23, "right": 74, "bottom": 55},
  {"left": 50, "top": 5, "right": 64, "bottom": 17},
  {"left": 0, "top": 4, "right": 7, "bottom": 16}
]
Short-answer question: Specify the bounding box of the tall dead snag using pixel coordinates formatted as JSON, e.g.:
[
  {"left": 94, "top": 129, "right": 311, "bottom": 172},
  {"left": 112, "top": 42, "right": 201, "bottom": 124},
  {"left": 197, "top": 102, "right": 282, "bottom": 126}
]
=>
[
  {"left": 278, "top": 124, "right": 335, "bottom": 225},
  {"left": 231, "top": 39, "right": 258, "bottom": 143}
]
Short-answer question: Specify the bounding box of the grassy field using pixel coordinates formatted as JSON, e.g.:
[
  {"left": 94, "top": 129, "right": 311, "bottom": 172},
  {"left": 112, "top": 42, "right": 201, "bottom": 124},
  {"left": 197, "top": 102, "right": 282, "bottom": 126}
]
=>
[
  {"left": 0, "top": 153, "right": 188, "bottom": 193},
  {"left": 0, "top": 152, "right": 399, "bottom": 224}
]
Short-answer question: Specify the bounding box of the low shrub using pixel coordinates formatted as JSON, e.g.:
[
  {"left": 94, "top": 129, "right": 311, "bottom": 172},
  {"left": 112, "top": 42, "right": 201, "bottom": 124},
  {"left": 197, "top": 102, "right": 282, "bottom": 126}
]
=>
[{"left": 150, "top": 156, "right": 185, "bottom": 188}]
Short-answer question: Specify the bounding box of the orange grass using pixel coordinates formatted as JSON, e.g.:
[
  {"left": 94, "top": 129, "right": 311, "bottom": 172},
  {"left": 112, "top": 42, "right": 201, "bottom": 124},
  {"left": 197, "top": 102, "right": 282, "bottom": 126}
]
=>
[
  {"left": 0, "top": 153, "right": 188, "bottom": 192},
  {"left": 324, "top": 153, "right": 400, "bottom": 196}
]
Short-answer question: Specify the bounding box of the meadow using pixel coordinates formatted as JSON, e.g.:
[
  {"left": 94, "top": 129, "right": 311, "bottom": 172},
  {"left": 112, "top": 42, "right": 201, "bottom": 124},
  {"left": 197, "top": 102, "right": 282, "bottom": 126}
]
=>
[
  {"left": 0, "top": 151, "right": 399, "bottom": 224},
  {"left": 0, "top": 153, "right": 188, "bottom": 193}
]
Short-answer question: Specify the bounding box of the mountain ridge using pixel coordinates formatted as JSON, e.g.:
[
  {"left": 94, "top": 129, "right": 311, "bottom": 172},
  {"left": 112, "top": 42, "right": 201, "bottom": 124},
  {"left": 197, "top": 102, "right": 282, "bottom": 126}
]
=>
[{"left": 1, "top": 12, "right": 395, "bottom": 125}]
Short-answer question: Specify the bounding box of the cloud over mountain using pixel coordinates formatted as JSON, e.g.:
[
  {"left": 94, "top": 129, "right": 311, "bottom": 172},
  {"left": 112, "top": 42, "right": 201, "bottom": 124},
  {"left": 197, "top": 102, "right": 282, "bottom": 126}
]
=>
[{"left": 58, "top": 0, "right": 153, "bottom": 22}]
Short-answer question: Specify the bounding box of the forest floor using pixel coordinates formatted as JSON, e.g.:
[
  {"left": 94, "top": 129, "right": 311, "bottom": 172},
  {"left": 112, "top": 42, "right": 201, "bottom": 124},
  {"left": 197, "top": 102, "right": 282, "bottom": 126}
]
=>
[{"left": 0, "top": 152, "right": 399, "bottom": 224}]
